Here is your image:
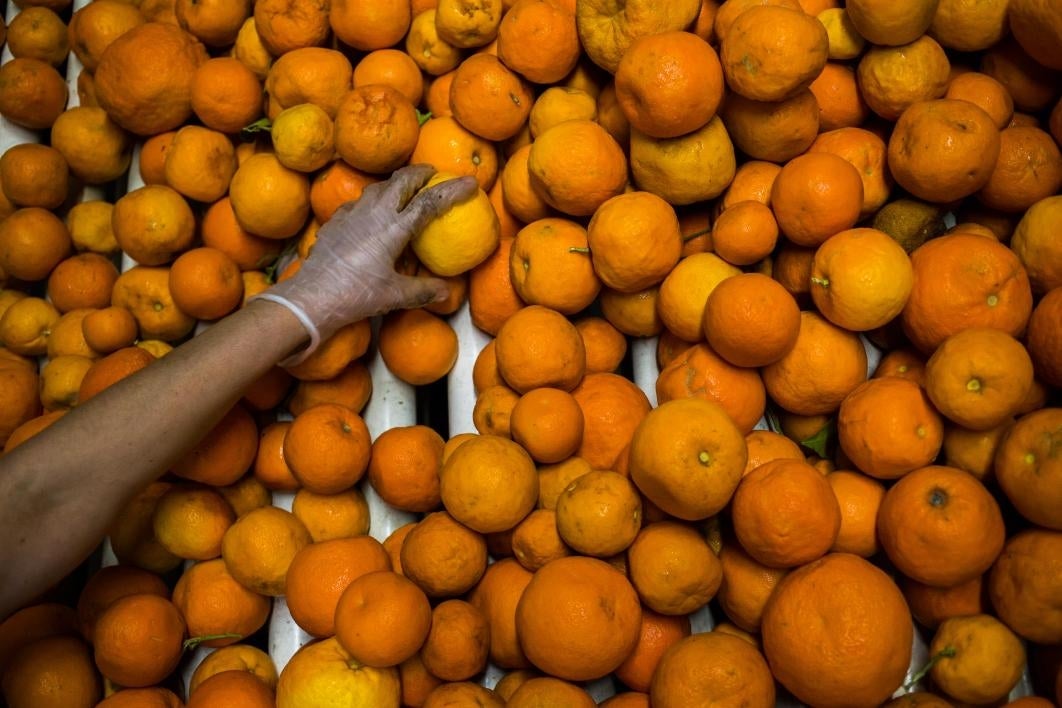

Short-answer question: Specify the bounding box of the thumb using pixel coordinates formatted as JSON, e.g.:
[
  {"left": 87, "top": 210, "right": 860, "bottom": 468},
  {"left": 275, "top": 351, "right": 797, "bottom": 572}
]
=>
[{"left": 391, "top": 274, "right": 451, "bottom": 310}]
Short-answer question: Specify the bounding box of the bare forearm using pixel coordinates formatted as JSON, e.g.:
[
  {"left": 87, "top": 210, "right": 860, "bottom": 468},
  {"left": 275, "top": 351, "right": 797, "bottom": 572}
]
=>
[{"left": 0, "top": 300, "right": 307, "bottom": 618}]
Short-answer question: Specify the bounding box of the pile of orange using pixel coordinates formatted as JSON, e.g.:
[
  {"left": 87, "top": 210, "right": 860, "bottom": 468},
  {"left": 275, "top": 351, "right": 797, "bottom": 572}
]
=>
[{"left": 1, "top": 0, "right": 1062, "bottom": 706}]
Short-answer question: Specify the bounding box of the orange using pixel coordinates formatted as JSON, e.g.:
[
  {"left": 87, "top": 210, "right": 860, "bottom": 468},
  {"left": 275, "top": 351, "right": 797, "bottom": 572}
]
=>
[
  {"left": 762, "top": 553, "right": 912, "bottom": 707},
  {"left": 845, "top": 0, "right": 938, "bottom": 45},
  {"left": 627, "top": 116, "right": 737, "bottom": 207},
  {"left": 945, "top": 71, "right": 1014, "bottom": 128},
  {"left": 285, "top": 536, "right": 392, "bottom": 638},
  {"left": 186, "top": 670, "right": 274, "bottom": 708},
  {"left": 527, "top": 119, "right": 628, "bottom": 217},
  {"left": 162, "top": 125, "right": 237, "bottom": 203},
  {"left": 572, "top": 372, "right": 651, "bottom": 470},
  {"left": 978, "top": 126, "right": 1062, "bottom": 213},
  {"left": 811, "top": 227, "right": 914, "bottom": 332},
  {"left": 377, "top": 308, "right": 458, "bottom": 386},
  {"left": 284, "top": 403, "right": 371, "bottom": 494},
  {"left": 509, "top": 387, "right": 584, "bottom": 464},
  {"left": 771, "top": 152, "right": 864, "bottom": 248},
  {"left": 422, "top": 683, "right": 504, "bottom": 707},
  {"left": 262, "top": 47, "right": 352, "bottom": 119},
  {"left": 0, "top": 57, "right": 68, "bottom": 131},
  {"left": 599, "top": 285, "right": 663, "bottom": 337},
  {"left": 0, "top": 603, "right": 78, "bottom": 676},
  {"left": 629, "top": 398, "right": 746, "bottom": 521},
  {"left": 113, "top": 185, "right": 196, "bottom": 266},
  {"left": 221, "top": 505, "right": 312, "bottom": 596},
  {"left": 505, "top": 677, "right": 594, "bottom": 707},
  {"left": 809, "top": 63, "right": 871, "bottom": 131},
  {"left": 994, "top": 408, "right": 1062, "bottom": 530},
  {"left": 743, "top": 430, "right": 804, "bottom": 477},
  {"left": 449, "top": 53, "right": 533, "bottom": 142},
  {"left": 367, "top": 425, "right": 444, "bottom": 513},
  {"left": 942, "top": 417, "right": 1012, "bottom": 481},
  {"left": 411, "top": 172, "right": 500, "bottom": 278},
  {"left": 497, "top": 0, "right": 580, "bottom": 84},
  {"left": 400, "top": 510, "right": 489, "bottom": 597},
  {"left": 703, "top": 273, "right": 799, "bottom": 368},
  {"left": 171, "top": 403, "right": 259, "bottom": 486},
  {"left": 614, "top": 610, "right": 690, "bottom": 693},
  {"left": 586, "top": 191, "right": 682, "bottom": 295},
  {"left": 310, "top": 161, "right": 377, "bottom": 224},
  {"left": 888, "top": 98, "right": 1001, "bottom": 203},
  {"left": 252, "top": 421, "right": 298, "bottom": 491},
  {"left": 439, "top": 434, "right": 538, "bottom": 533},
  {"left": 902, "top": 233, "right": 1033, "bottom": 353},
  {"left": 68, "top": 0, "right": 146, "bottom": 73},
  {"left": 229, "top": 153, "right": 311, "bottom": 240},
  {"left": 808, "top": 130, "right": 891, "bottom": 220},
  {"left": 515, "top": 556, "right": 641, "bottom": 681},
  {"left": 397, "top": 654, "right": 443, "bottom": 707},
  {"left": 333, "top": 84, "right": 419, "bottom": 175},
  {"left": 494, "top": 305, "right": 585, "bottom": 393},
  {"left": 137, "top": 132, "right": 176, "bottom": 186},
  {"left": 988, "top": 528, "right": 1062, "bottom": 644},
  {"left": 615, "top": 30, "right": 723, "bottom": 139},
  {"left": 596, "top": 82, "right": 631, "bottom": 148},
  {"left": 217, "top": 474, "right": 271, "bottom": 518},
  {"left": 827, "top": 470, "right": 886, "bottom": 558},
  {"left": 710, "top": 200, "right": 778, "bottom": 267},
  {"left": 837, "top": 377, "right": 943, "bottom": 479},
  {"left": 175, "top": 0, "right": 251, "bottom": 47},
  {"left": 472, "top": 383, "right": 520, "bottom": 437},
  {"left": 38, "top": 355, "right": 93, "bottom": 411},
  {"left": 510, "top": 509, "right": 570, "bottom": 571},
  {"left": 721, "top": 5, "right": 827, "bottom": 102},
  {"left": 627, "top": 520, "right": 721, "bottom": 615},
  {"left": 252, "top": 0, "right": 330, "bottom": 55},
  {"left": 924, "top": 328, "right": 1034, "bottom": 431},
  {"left": 655, "top": 342, "right": 766, "bottom": 435},
  {"left": 1, "top": 635, "right": 100, "bottom": 708},
  {"left": 106, "top": 482, "right": 183, "bottom": 575},
  {"left": 291, "top": 488, "right": 371, "bottom": 543},
  {"left": 856, "top": 36, "right": 950, "bottom": 121},
  {"left": 330, "top": 0, "right": 411, "bottom": 51},
  {"left": 1011, "top": 195, "right": 1062, "bottom": 295},
  {"left": 467, "top": 558, "right": 533, "bottom": 669},
  {"left": 276, "top": 637, "right": 400, "bottom": 706},
  {"left": 493, "top": 670, "right": 541, "bottom": 701},
  {"left": 510, "top": 218, "right": 600, "bottom": 315},
  {"left": 285, "top": 320, "right": 372, "bottom": 382},
  {"left": 718, "top": 541, "right": 789, "bottom": 633},
  {"left": 713, "top": 0, "right": 801, "bottom": 44},
  {"left": 762, "top": 311, "right": 868, "bottom": 416},
  {"left": 537, "top": 457, "right": 594, "bottom": 511},
  {"left": 575, "top": 0, "right": 701, "bottom": 74},
  {"left": 0, "top": 297, "right": 60, "bottom": 357},
  {"left": 93, "top": 594, "right": 186, "bottom": 687},
  {"left": 0, "top": 207, "right": 72, "bottom": 282},
  {"left": 929, "top": 0, "right": 1008, "bottom": 51},
  {"left": 152, "top": 484, "right": 235, "bottom": 560},
  {"left": 927, "top": 614, "right": 1025, "bottom": 705},
  {"left": 0, "top": 143, "right": 69, "bottom": 210},
  {"left": 732, "top": 458, "right": 841, "bottom": 568},
  {"left": 411, "top": 116, "right": 499, "bottom": 191},
  {"left": 720, "top": 160, "right": 780, "bottom": 210},
  {"left": 172, "top": 558, "right": 270, "bottom": 648},
  {"left": 420, "top": 600, "right": 490, "bottom": 681},
  {"left": 405, "top": 9, "right": 463, "bottom": 76},
  {"left": 75, "top": 566, "right": 168, "bottom": 643},
  {"left": 435, "top": 0, "right": 503, "bottom": 48},
  {"left": 720, "top": 89, "right": 820, "bottom": 164},
  {"left": 167, "top": 247, "right": 243, "bottom": 321},
  {"left": 46, "top": 254, "right": 118, "bottom": 315},
  {"left": 1008, "top": 0, "right": 1062, "bottom": 70},
  {"left": 77, "top": 346, "right": 155, "bottom": 403},
  {"left": 93, "top": 22, "right": 207, "bottom": 136},
  {"left": 878, "top": 465, "right": 1006, "bottom": 587},
  {"left": 95, "top": 688, "right": 183, "bottom": 708},
  {"left": 575, "top": 316, "right": 626, "bottom": 374},
  {"left": 64, "top": 199, "right": 118, "bottom": 256},
  {"left": 555, "top": 470, "right": 641, "bottom": 556},
  {"left": 903, "top": 574, "right": 985, "bottom": 630},
  {"left": 650, "top": 632, "right": 773, "bottom": 708},
  {"left": 334, "top": 570, "right": 431, "bottom": 667},
  {"left": 353, "top": 49, "right": 424, "bottom": 106},
  {"left": 201, "top": 197, "right": 281, "bottom": 272}
]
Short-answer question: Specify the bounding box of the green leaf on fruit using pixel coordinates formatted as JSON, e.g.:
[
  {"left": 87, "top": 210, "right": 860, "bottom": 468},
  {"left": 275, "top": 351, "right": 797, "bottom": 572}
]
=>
[
  {"left": 240, "top": 117, "right": 273, "bottom": 141},
  {"left": 416, "top": 110, "right": 432, "bottom": 126},
  {"left": 801, "top": 419, "right": 836, "bottom": 458}
]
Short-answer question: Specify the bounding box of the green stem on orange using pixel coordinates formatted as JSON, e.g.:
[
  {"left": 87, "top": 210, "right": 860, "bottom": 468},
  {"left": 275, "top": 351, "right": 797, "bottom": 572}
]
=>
[
  {"left": 240, "top": 117, "right": 272, "bottom": 140},
  {"left": 416, "top": 109, "right": 432, "bottom": 126},
  {"left": 904, "top": 646, "right": 956, "bottom": 690},
  {"left": 568, "top": 247, "right": 590, "bottom": 254},
  {"left": 183, "top": 633, "right": 242, "bottom": 652}
]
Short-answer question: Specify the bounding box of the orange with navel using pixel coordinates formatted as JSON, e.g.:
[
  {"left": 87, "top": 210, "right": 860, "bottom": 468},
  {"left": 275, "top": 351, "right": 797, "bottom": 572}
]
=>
[
  {"left": 877, "top": 465, "right": 1006, "bottom": 587},
  {"left": 924, "top": 327, "right": 1035, "bottom": 431}
]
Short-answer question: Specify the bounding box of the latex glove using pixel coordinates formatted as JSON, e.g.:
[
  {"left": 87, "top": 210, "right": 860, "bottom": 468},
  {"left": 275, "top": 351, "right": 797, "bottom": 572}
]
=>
[{"left": 254, "top": 164, "right": 478, "bottom": 362}]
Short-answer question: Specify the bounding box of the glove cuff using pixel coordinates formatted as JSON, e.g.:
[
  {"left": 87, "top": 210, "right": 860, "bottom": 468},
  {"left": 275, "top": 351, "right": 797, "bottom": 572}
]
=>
[{"left": 251, "top": 292, "right": 322, "bottom": 367}]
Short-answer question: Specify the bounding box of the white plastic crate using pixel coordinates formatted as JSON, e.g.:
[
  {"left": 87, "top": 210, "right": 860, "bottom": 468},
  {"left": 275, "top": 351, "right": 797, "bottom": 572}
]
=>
[{"left": 0, "top": 1, "right": 1038, "bottom": 702}]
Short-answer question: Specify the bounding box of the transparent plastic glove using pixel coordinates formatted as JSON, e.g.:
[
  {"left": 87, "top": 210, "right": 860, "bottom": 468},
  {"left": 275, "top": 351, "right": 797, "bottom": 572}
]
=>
[{"left": 254, "top": 164, "right": 478, "bottom": 363}]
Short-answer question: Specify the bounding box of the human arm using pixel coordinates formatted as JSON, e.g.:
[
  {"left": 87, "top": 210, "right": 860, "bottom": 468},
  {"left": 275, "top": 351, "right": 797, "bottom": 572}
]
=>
[{"left": 0, "top": 165, "right": 477, "bottom": 619}]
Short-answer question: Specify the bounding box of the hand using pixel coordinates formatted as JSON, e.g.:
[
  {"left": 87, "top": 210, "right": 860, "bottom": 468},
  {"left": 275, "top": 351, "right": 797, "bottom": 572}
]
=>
[{"left": 255, "top": 165, "right": 478, "bottom": 357}]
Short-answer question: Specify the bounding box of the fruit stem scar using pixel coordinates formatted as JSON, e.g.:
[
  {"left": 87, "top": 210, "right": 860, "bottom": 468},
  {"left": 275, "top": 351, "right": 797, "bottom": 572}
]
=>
[
  {"left": 698, "top": 451, "right": 711, "bottom": 465},
  {"left": 341, "top": 422, "right": 352, "bottom": 434},
  {"left": 928, "top": 487, "right": 947, "bottom": 507},
  {"left": 966, "top": 378, "right": 982, "bottom": 393},
  {"left": 183, "top": 632, "right": 241, "bottom": 651},
  {"left": 986, "top": 294, "right": 999, "bottom": 307},
  {"left": 153, "top": 301, "right": 164, "bottom": 312},
  {"left": 1024, "top": 452, "right": 1035, "bottom": 465},
  {"left": 915, "top": 425, "right": 926, "bottom": 438}
]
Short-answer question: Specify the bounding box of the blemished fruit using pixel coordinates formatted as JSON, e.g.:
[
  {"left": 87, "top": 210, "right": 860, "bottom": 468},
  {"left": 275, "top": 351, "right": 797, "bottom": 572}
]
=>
[{"left": 4, "top": 2, "right": 1055, "bottom": 705}]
